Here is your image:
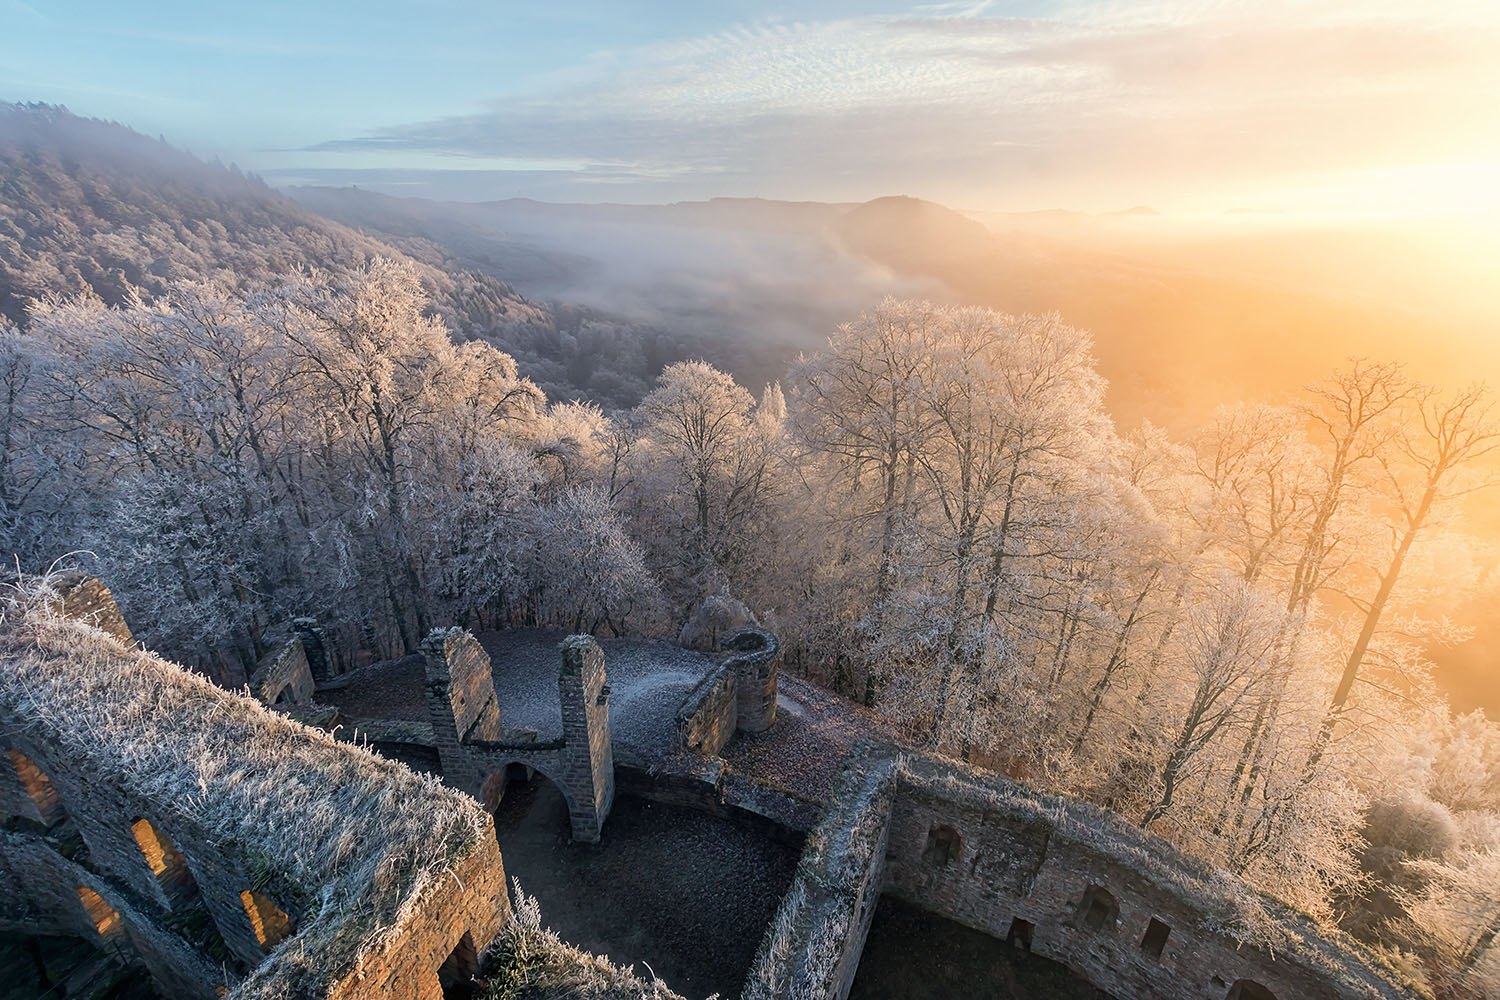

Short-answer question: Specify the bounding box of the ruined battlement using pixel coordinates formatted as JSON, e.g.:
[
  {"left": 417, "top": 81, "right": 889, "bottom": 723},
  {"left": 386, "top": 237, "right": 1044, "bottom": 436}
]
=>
[
  {"left": 748, "top": 743, "right": 1417, "bottom": 1000},
  {"left": 0, "top": 581, "right": 509, "bottom": 1000},
  {"left": 0, "top": 575, "right": 1425, "bottom": 1000},
  {"left": 673, "top": 624, "right": 781, "bottom": 754},
  {"left": 247, "top": 632, "right": 316, "bottom": 706}
]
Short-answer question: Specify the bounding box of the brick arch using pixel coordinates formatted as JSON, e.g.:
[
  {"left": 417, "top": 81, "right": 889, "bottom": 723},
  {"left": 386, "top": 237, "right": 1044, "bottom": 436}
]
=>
[
  {"left": 481, "top": 758, "right": 584, "bottom": 824},
  {"left": 424, "top": 629, "right": 614, "bottom": 843},
  {"left": 240, "top": 889, "right": 295, "bottom": 952},
  {"left": 129, "top": 816, "right": 199, "bottom": 905},
  {"left": 75, "top": 884, "right": 127, "bottom": 944}
]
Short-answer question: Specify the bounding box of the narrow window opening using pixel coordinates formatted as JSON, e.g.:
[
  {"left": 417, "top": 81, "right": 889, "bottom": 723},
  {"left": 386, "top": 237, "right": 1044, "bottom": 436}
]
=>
[
  {"left": 1005, "top": 917, "right": 1035, "bottom": 952},
  {"left": 240, "top": 890, "right": 295, "bottom": 952},
  {"left": 75, "top": 886, "right": 125, "bottom": 944},
  {"left": 1140, "top": 916, "right": 1171, "bottom": 959},
  {"left": 1076, "top": 884, "right": 1119, "bottom": 933},
  {"left": 130, "top": 817, "right": 199, "bottom": 903},
  {"left": 439, "top": 931, "right": 480, "bottom": 1000},
  {"left": 7, "top": 749, "right": 66, "bottom": 827},
  {"left": 922, "top": 824, "right": 962, "bottom": 866}
]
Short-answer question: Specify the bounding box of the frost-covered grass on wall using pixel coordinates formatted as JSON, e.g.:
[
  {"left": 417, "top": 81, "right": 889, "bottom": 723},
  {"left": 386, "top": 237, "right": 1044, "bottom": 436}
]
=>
[
  {"left": 482, "top": 880, "right": 697, "bottom": 1000},
  {"left": 0, "top": 579, "right": 492, "bottom": 999}
]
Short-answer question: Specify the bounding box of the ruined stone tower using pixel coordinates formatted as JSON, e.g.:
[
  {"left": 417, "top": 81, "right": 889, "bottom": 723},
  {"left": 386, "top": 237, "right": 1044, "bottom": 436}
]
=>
[{"left": 724, "top": 625, "right": 780, "bottom": 734}]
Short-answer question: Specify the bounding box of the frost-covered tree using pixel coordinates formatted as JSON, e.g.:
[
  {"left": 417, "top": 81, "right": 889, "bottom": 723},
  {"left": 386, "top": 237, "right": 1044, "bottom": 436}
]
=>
[
  {"left": 526, "top": 486, "right": 662, "bottom": 634},
  {"left": 630, "top": 360, "right": 782, "bottom": 603}
]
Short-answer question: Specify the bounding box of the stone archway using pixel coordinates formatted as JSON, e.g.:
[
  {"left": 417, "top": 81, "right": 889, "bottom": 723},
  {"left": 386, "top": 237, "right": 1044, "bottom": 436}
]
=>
[
  {"left": 482, "top": 760, "right": 583, "bottom": 830},
  {"left": 7, "top": 749, "right": 66, "bottom": 827},
  {"left": 424, "top": 629, "right": 614, "bottom": 842},
  {"left": 129, "top": 817, "right": 198, "bottom": 905}
]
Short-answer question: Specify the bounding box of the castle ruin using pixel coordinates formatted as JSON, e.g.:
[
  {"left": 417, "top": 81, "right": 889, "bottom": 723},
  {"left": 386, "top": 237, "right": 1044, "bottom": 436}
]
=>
[{"left": 0, "top": 577, "right": 1422, "bottom": 1000}]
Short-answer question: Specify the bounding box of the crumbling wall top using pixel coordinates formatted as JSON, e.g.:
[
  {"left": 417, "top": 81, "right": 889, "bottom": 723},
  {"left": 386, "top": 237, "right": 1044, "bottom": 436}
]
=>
[{"left": 0, "top": 581, "right": 495, "bottom": 1000}]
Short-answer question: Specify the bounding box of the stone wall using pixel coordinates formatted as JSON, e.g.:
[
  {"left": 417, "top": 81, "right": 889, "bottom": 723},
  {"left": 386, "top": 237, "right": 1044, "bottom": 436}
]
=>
[
  {"left": 743, "top": 747, "right": 899, "bottom": 1000},
  {"left": 750, "top": 743, "right": 1416, "bottom": 1000},
  {"left": 247, "top": 635, "right": 315, "bottom": 706},
  {"left": 672, "top": 626, "right": 781, "bottom": 754},
  {"left": 291, "top": 617, "right": 333, "bottom": 681},
  {"left": 423, "top": 627, "right": 505, "bottom": 798},
  {"left": 0, "top": 831, "right": 225, "bottom": 999},
  {"left": 2, "top": 701, "right": 511, "bottom": 1000},
  {"left": 557, "top": 636, "right": 616, "bottom": 831},
  {"left": 1, "top": 577, "right": 513, "bottom": 1000},
  {"left": 0, "top": 725, "right": 292, "bottom": 976},
  {"left": 48, "top": 571, "right": 132, "bottom": 644},
  {"left": 423, "top": 627, "right": 616, "bottom": 843},
  {"left": 676, "top": 663, "right": 738, "bottom": 755},
  {"left": 322, "top": 836, "right": 508, "bottom": 1000},
  {"left": 615, "top": 754, "right": 820, "bottom": 846}
]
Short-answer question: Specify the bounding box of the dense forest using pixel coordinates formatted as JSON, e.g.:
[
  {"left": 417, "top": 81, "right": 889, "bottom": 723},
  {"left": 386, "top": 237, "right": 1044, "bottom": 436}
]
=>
[
  {"left": 0, "top": 103, "right": 718, "bottom": 408},
  {"left": 2, "top": 104, "right": 1498, "bottom": 997}
]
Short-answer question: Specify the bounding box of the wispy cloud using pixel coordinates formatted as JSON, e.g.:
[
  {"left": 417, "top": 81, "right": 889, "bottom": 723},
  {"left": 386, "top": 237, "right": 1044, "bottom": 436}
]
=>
[
  {"left": 296, "top": 0, "right": 1500, "bottom": 210},
  {"left": 1, "top": 0, "right": 46, "bottom": 23}
]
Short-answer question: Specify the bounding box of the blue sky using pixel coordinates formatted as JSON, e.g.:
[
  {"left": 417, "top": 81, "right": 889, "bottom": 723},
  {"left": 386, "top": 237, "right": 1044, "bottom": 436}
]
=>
[{"left": 3, "top": 0, "right": 1497, "bottom": 212}]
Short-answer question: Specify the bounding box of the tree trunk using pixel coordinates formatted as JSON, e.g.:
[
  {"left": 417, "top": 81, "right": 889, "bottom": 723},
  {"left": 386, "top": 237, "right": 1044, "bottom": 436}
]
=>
[
  {"left": 1071, "top": 576, "right": 1155, "bottom": 757},
  {"left": 1305, "top": 479, "right": 1436, "bottom": 774}
]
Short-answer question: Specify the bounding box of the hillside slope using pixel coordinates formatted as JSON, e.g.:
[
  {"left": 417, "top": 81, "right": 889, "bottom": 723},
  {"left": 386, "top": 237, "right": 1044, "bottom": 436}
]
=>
[
  {"left": 0, "top": 102, "right": 547, "bottom": 340},
  {"left": 290, "top": 185, "right": 915, "bottom": 404}
]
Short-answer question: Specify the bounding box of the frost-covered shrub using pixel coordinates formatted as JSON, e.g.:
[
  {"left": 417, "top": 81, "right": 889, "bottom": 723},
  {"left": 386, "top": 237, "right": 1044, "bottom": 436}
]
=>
[{"left": 1366, "top": 797, "right": 1462, "bottom": 861}]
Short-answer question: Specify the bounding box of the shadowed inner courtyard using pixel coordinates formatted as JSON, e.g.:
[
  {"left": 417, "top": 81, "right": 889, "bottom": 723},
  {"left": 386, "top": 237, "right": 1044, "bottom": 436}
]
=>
[
  {"left": 849, "top": 895, "right": 1119, "bottom": 1000},
  {"left": 492, "top": 773, "right": 801, "bottom": 1000}
]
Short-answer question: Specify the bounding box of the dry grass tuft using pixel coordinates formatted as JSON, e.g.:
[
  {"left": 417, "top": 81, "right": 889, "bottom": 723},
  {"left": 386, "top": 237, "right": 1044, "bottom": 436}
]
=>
[{"left": 480, "top": 880, "right": 700, "bottom": 1000}]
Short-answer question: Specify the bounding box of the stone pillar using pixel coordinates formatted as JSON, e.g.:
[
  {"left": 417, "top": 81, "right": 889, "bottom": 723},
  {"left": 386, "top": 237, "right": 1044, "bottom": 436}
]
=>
[
  {"left": 557, "top": 636, "right": 614, "bottom": 843},
  {"left": 724, "top": 626, "right": 779, "bottom": 734},
  {"left": 292, "top": 617, "right": 332, "bottom": 681},
  {"left": 421, "top": 628, "right": 502, "bottom": 798},
  {"left": 48, "top": 571, "right": 132, "bottom": 644}
]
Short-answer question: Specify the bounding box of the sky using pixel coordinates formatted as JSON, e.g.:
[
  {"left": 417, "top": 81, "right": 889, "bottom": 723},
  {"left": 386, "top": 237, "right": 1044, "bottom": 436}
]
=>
[{"left": 2, "top": 0, "right": 1498, "bottom": 214}]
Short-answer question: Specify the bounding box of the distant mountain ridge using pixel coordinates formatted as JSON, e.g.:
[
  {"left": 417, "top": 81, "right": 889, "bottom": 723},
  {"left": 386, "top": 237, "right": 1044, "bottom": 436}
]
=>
[{"left": 290, "top": 181, "right": 1499, "bottom": 434}]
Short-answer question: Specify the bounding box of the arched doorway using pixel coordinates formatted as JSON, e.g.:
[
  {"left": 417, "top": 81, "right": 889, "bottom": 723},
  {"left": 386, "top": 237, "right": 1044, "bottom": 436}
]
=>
[
  {"left": 7, "top": 749, "right": 66, "bottom": 827},
  {"left": 1227, "top": 981, "right": 1277, "bottom": 1000},
  {"left": 486, "top": 762, "right": 576, "bottom": 845},
  {"left": 240, "top": 890, "right": 295, "bottom": 952},
  {"left": 129, "top": 817, "right": 237, "bottom": 966},
  {"left": 74, "top": 886, "right": 127, "bottom": 949},
  {"left": 130, "top": 817, "right": 197, "bottom": 904}
]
